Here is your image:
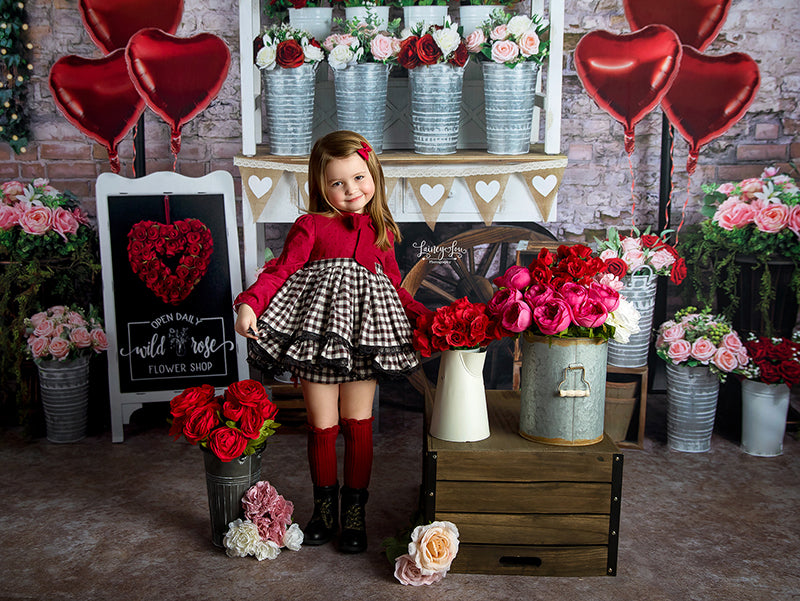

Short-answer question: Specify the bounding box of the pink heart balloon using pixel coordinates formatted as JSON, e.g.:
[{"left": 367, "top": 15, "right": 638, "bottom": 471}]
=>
[
  {"left": 661, "top": 46, "right": 760, "bottom": 175},
  {"left": 49, "top": 49, "right": 145, "bottom": 173},
  {"left": 125, "top": 28, "right": 230, "bottom": 156},
  {"left": 574, "top": 26, "right": 683, "bottom": 155},
  {"left": 623, "top": 0, "right": 732, "bottom": 51},
  {"left": 79, "top": 0, "right": 184, "bottom": 54}
]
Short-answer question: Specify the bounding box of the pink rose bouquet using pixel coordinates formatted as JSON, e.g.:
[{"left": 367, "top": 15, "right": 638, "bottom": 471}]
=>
[
  {"left": 223, "top": 480, "right": 304, "bottom": 561},
  {"left": 323, "top": 12, "right": 401, "bottom": 69},
  {"left": 24, "top": 304, "right": 107, "bottom": 362},
  {"left": 655, "top": 306, "right": 746, "bottom": 382},
  {"left": 464, "top": 9, "right": 549, "bottom": 67},
  {"left": 487, "top": 244, "right": 640, "bottom": 343},
  {"left": 168, "top": 379, "right": 280, "bottom": 462},
  {"left": 596, "top": 225, "right": 686, "bottom": 285}
]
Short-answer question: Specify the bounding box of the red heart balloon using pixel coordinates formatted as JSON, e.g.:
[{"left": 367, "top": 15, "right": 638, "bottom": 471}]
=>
[
  {"left": 79, "top": 0, "right": 184, "bottom": 54},
  {"left": 661, "top": 46, "right": 760, "bottom": 175},
  {"left": 125, "top": 28, "right": 230, "bottom": 155},
  {"left": 127, "top": 217, "right": 214, "bottom": 305},
  {"left": 48, "top": 49, "right": 145, "bottom": 174},
  {"left": 574, "top": 26, "right": 682, "bottom": 155},
  {"left": 623, "top": 0, "right": 732, "bottom": 51}
]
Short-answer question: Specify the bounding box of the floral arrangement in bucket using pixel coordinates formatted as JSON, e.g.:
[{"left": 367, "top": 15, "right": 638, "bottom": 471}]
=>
[
  {"left": 397, "top": 20, "right": 470, "bottom": 69},
  {"left": 596, "top": 226, "right": 687, "bottom": 284},
  {"left": 464, "top": 9, "right": 549, "bottom": 66},
  {"left": 735, "top": 332, "right": 800, "bottom": 387},
  {"left": 223, "top": 481, "right": 304, "bottom": 561},
  {"left": 24, "top": 304, "right": 108, "bottom": 361},
  {"left": 382, "top": 518, "right": 460, "bottom": 586},
  {"left": 680, "top": 166, "right": 800, "bottom": 331},
  {"left": 254, "top": 23, "right": 325, "bottom": 70},
  {"left": 169, "top": 379, "right": 280, "bottom": 462},
  {"left": 655, "top": 306, "right": 747, "bottom": 382},
  {"left": 487, "top": 245, "right": 641, "bottom": 343},
  {"left": 411, "top": 297, "right": 503, "bottom": 357},
  {"left": 323, "top": 14, "right": 402, "bottom": 69}
]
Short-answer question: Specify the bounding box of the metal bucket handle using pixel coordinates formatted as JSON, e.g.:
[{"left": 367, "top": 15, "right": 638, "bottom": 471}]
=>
[{"left": 557, "top": 363, "right": 591, "bottom": 398}]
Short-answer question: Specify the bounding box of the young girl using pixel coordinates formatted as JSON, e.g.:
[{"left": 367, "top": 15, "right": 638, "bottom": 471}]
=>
[{"left": 234, "top": 131, "right": 429, "bottom": 554}]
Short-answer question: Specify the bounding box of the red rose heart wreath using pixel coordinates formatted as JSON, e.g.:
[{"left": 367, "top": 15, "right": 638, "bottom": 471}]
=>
[{"left": 127, "top": 218, "right": 214, "bottom": 305}]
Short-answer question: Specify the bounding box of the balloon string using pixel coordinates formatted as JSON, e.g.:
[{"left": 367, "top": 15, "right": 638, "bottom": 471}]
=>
[
  {"left": 132, "top": 123, "right": 138, "bottom": 178},
  {"left": 675, "top": 173, "right": 691, "bottom": 244},
  {"left": 664, "top": 132, "right": 675, "bottom": 231},
  {"left": 163, "top": 195, "right": 171, "bottom": 226},
  {"left": 172, "top": 152, "right": 178, "bottom": 172},
  {"left": 628, "top": 153, "right": 636, "bottom": 233}
]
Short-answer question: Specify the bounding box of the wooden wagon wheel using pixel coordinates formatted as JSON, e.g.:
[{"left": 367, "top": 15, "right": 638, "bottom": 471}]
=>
[{"left": 400, "top": 225, "right": 558, "bottom": 395}]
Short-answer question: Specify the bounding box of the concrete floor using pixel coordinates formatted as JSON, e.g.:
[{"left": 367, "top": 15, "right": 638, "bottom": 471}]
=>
[{"left": 2, "top": 379, "right": 799, "bottom": 601}]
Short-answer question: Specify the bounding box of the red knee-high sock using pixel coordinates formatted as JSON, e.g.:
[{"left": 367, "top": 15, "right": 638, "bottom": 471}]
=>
[
  {"left": 307, "top": 424, "right": 339, "bottom": 487},
  {"left": 341, "top": 416, "right": 374, "bottom": 490}
]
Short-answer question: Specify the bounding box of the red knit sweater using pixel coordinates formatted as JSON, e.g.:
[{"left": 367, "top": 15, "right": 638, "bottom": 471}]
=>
[{"left": 234, "top": 212, "right": 430, "bottom": 324}]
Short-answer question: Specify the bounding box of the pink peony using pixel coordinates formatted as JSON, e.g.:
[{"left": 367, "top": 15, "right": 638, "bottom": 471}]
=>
[
  {"left": 48, "top": 337, "right": 71, "bottom": 359},
  {"left": 394, "top": 554, "right": 445, "bottom": 586},
  {"left": 667, "top": 339, "right": 692, "bottom": 363},
  {"left": 558, "top": 281, "right": 588, "bottom": 310},
  {"left": 572, "top": 297, "right": 608, "bottom": 328},
  {"left": 493, "top": 265, "right": 531, "bottom": 290},
  {"left": 753, "top": 203, "right": 789, "bottom": 233},
  {"left": 517, "top": 30, "right": 540, "bottom": 56},
  {"left": 19, "top": 204, "right": 53, "bottom": 235},
  {"left": 523, "top": 282, "right": 555, "bottom": 307},
  {"left": 464, "top": 29, "right": 485, "bottom": 53},
  {"left": 712, "top": 347, "right": 739, "bottom": 373},
  {"left": 487, "top": 287, "right": 522, "bottom": 316},
  {"left": 588, "top": 282, "right": 620, "bottom": 312},
  {"left": 532, "top": 297, "right": 572, "bottom": 335},
  {"left": 501, "top": 300, "right": 532, "bottom": 332},
  {"left": 690, "top": 337, "right": 717, "bottom": 363},
  {"left": 490, "top": 39, "right": 519, "bottom": 63}
]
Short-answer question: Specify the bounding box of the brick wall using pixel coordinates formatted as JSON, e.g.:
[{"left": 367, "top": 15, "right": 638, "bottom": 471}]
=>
[{"left": 5, "top": 0, "right": 799, "bottom": 242}]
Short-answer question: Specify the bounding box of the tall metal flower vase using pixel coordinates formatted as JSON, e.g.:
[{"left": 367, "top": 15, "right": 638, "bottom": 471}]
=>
[
  {"left": 607, "top": 265, "right": 658, "bottom": 368},
  {"left": 36, "top": 355, "right": 91, "bottom": 443},
  {"left": 203, "top": 447, "right": 263, "bottom": 547},
  {"left": 333, "top": 62, "right": 390, "bottom": 154},
  {"left": 408, "top": 64, "right": 466, "bottom": 155},
  {"left": 430, "top": 348, "right": 490, "bottom": 442},
  {"left": 665, "top": 363, "right": 719, "bottom": 453},
  {"left": 482, "top": 61, "right": 539, "bottom": 155},
  {"left": 263, "top": 63, "right": 318, "bottom": 156},
  {"left": 519, "top": 335, "right": 608, "bottom": 446},
  {"left": 740, "top": 379, "right": 791, "bottom": 457}
]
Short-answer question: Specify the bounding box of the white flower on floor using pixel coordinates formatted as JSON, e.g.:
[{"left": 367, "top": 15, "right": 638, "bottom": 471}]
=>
[
  {"left": 223, "top": 519, "right": 261, "bottom": 558},
  {"left": 283, "top": 522, "right": 304, "bottom": 551}
]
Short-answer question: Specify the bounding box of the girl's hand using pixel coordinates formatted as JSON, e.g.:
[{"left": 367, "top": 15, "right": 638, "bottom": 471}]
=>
[{"left": 235, "top": 304, "right": 260, "bottom": 339}]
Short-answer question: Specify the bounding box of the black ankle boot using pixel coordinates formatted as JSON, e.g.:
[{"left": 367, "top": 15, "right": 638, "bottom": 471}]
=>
[
  {"left": 304, "top": 483, "right": 339, "bottom": 546},
  {"left": 339, "top": 486, "right": 368, "bottom": 554}
]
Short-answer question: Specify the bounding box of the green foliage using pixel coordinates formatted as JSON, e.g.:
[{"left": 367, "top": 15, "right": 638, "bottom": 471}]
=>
[{"left": 0, "top": 0, "right": 31, "bottom": 153}]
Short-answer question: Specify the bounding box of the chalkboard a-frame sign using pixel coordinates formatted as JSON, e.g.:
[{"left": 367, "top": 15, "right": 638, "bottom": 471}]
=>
[{"left": 96, "top": 171, "right": 247, "bottom": 442}]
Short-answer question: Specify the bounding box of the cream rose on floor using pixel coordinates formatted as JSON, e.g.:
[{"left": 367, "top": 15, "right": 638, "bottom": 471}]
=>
[{"left": 408, "top": 520, "right": 460, "bottom": 576}]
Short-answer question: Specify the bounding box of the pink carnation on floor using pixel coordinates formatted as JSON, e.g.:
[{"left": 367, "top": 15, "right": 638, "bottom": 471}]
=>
[{"left": 242, "top": 481, "right": 294, "bottom": 544}]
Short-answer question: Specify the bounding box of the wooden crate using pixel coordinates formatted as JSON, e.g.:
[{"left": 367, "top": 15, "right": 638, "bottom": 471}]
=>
[{"left": 422, "top": 390, "right": 623, "bottom": 577}]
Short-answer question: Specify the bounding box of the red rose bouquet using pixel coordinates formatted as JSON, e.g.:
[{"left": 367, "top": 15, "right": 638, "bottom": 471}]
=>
[
  {"left": 412, "top": 297, "right": 502, "bottom": 357},
  {"left": 169, "top": 379, "right": 280, "bottom": 462},
  {"left": 254, "top": 23, "right": 325, "bottom": 70},
  {"left": 487, "top": 244, "right": 641, "bottom": 342},
  {"left": 596, "top": 226, "right": 686, "bottom": 285},
  {"left": 398, "top": 20, "right": 469, "bottom": 70},
  {"left": 736, "top": 332, "right": 800, "bottom": 387}
]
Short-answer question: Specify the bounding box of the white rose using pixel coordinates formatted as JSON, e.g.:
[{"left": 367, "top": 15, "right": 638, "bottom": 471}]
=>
[
  {"left": 253, "top": 539, "right": 282, "bottom": 561},
  {"left": 400, "top": 27, "right": 413, "bottom": 39},
  {"left": 283, "top": 523, "right": 304, "bottom": 551},
  {"left": 507, "top": 15, "right": 533, "bottom": 37},
  {"left": 223, "top": 519, "right": 261, "bottom": 558},
  {"left": 255, "top": 45, "right": 276, "bottom": 70},
  {"left": 432, "top": 27, "right": 461, "bottom": 58},
  {"left": 303, "top": 43, "right": 325, "bottom": 63},
  {"left": 607, "top": 298, "right": 641, "bottom": 344},
  {"left": 328, "top": 44, "right": 355, "bottom": 69}
]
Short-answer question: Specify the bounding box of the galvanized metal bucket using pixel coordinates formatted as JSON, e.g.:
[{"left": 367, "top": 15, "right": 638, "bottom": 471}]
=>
[
  {"left": 607, "top": 266, "right": 658, "bottom": 368},
  {"left": 36, "top": 356, "right": 91, "bottom": 443},
  {"left": 263, "top": 63, "right": 318, "bottom": 156},
  {"left": 333, "top": 62, "right": 390, "bottom": 154},
  {"left": 430, "top": 348, "right": 490, "bottom": 442},
  {"left": 741, "top": 379, "right": 790, "bottom": 457},
  {"left": 519, "top": 335, "right": 608, "bottom": 446},
  {"left": 203, "top": 447, "right": 263, "bottom": 547},
  {"left": 665, "top": 363, "right": 719, "bottom": 453},
  {"left": 482, "top": 61, "right": 539, "bottom": 155},
  {"left": 409, "top": 64, "right": 466, "bottom": 155}
]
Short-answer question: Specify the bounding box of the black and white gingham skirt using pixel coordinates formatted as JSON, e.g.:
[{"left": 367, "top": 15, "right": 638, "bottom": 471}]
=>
[{"left": 247, "top": 258, "right": 420, "bottom": 384}]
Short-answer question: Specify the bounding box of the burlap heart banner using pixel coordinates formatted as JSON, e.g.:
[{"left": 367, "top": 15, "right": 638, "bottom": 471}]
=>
[
  {"left": 463, "top": 173, "right": 510, "bottom": 227},
  {"left": 240, "top": 166, "right": 283, "bottom": 220},
  {"left": 294, "top": 172, "right": 310, "bottom": 210},
  {"left": 406, "top": 176, "right": 456, "bottom": 231},
  {"left": 524, "top": 166, "right": 565, "bottom": 220}
]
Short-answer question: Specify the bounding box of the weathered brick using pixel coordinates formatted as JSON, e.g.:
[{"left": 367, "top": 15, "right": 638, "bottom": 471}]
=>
[
  {"left": 47, "top": 162, "right": 99, "bottom": 179},
  {"left": 784, "top": 118, "right": 800, "bottom": 135},
  {"left": 717, "top": 164, "right": 766, "bottom": 182},
  {"left": 754, "top": 123, "right": 780, "bottom": 140},
  {"left": 735, "top": 144, "right": 788, "bottom": 162},
  {"left": 40, "top": 141, "right": 93, "bottom": 161},
  {"left": 791, "top": 143, "right": 800, "bottom": 160},
  {"left": 567, "top": 143, "right": 593, "bottom": 161}
]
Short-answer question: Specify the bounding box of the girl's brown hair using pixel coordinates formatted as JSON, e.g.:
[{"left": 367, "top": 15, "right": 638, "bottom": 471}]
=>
[{"left": 307, "top": 130, "right": 401, "bottom": 249}]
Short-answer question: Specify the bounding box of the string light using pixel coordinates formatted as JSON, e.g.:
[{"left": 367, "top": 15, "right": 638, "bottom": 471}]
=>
[{"left": 0, "top": 0, "right": 31, "bottom": 153}]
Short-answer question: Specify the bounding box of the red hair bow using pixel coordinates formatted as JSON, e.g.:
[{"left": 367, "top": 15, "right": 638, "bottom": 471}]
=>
[{"left": 356, "top": 141, "right": 372, "bottom": 161}]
